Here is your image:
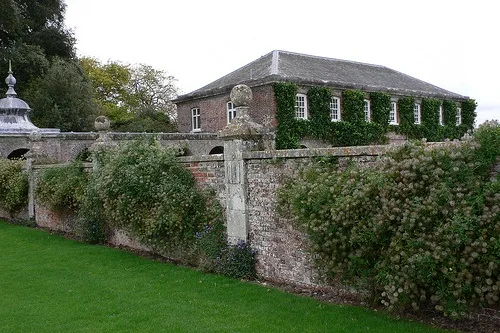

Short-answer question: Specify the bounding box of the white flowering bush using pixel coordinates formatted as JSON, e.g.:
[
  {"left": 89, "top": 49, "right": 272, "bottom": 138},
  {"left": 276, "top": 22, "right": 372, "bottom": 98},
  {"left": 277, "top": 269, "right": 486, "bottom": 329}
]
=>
[
  {"left": 82, "top": 138, "right": 222, "bottom": 251},
  {"left": 0, "top": 159, "right": 28, "bottom": 213},
  {"left": 279, "top": 121, "right": 500, "bottom": 317}
]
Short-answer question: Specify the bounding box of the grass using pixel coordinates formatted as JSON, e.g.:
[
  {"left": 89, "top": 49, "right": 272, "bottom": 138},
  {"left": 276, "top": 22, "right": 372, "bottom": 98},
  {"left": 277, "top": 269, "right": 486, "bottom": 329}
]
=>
[{"left": 0, "top": 221, "right": 454, "bottom": 333}]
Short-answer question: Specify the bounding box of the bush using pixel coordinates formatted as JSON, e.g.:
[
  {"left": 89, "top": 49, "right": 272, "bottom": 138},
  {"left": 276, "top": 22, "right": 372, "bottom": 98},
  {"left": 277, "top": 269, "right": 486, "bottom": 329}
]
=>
[
  {"left": 85, "top": 138, "right": 222, "bottom": 252},
  {"left": 36, "top": 161, "right": 88, "bottom": 211},
  {"left": 279, "top": 122, "right": 500, "bottom": 316},
  {"left": 196, "top": 222, "right": 256, "bottom": 279},
  {"left": 0, "top": 159, "right": 28, "bottom": 213}
]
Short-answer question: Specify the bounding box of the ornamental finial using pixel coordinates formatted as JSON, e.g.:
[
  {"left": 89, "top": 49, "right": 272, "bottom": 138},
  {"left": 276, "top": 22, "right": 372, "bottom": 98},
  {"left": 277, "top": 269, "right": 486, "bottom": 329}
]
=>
[{"left": 5, "top": 60, "right": 17, "bottom": 98}]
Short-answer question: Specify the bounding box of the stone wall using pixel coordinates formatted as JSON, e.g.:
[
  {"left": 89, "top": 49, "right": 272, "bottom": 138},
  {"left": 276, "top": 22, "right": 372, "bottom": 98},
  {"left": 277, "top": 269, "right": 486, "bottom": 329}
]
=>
[
  {"left": 244, "top": 147, "right": 385, "bottom": 285},
  {"left": 0, "top": 132, "right": 225, "bottom": 163},
  {"left": 4, "top": 142, "right": 392, "bottom": 288}
]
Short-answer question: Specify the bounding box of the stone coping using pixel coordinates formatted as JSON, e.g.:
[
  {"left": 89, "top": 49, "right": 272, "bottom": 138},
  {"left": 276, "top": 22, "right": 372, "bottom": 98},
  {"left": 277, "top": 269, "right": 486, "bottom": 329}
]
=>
[
  {"left": 243, "top": 145, "right": 392, "bottom": 160},
  {"left": 178, "top": 154, "right": 224, "bottom": 163}
]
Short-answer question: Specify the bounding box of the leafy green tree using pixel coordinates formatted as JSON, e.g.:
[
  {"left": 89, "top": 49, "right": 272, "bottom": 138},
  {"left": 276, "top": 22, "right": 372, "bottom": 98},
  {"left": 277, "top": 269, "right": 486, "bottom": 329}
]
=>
[
  {"left": 80, "top": 57, "right": 133, "bottom": 122},
  {"left": 81, "top": 58, "right": 179, "bottom": 132},
  {"left": 0, "top": 0, "right": 74, "bottom": 94},
  {"left": 26, "top": 58, "right": 97, "bottom": 131}
]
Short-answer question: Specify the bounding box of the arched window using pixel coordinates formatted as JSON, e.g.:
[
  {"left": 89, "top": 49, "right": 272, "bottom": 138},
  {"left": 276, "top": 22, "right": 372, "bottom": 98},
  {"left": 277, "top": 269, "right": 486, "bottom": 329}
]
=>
[
  {"left": 209, "top": 146, "right": 224, "bottom": 155},
  {"left": 7, "top": 148, "right": 29, "bottom": 160}
]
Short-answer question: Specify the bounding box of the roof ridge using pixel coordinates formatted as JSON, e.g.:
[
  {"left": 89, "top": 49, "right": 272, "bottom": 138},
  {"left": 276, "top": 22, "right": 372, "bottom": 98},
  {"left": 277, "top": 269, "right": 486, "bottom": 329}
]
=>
[
  {"left": 275, "top": 50, "right": 386, "bottom": 69},
  {"left": 271, "top": 50, "right": 279, "bottom": 75},
  {"left": 192, "top": 51, "right": 275, "bottom": 93}
]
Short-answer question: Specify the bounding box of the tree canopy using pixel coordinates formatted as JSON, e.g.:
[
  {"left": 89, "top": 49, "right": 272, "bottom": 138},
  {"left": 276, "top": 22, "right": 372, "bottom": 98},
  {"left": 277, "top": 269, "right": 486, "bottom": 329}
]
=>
[
  {"left": 81, "top": 58, "right": 179, "bottom": 132},
  {"left": 1, "top": 0, "right": 178, "bottom": 133}
]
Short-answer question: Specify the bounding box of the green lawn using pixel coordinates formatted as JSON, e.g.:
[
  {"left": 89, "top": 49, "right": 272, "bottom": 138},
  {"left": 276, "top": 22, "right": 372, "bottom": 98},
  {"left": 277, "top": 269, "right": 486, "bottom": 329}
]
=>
[{"left": 0, "top": 221, "right": 453, "bottom": 333}]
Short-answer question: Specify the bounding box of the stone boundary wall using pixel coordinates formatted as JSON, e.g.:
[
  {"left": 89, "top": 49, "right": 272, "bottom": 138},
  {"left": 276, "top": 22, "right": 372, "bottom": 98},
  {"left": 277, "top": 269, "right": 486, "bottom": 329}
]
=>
[
  {"left": 244, "top": 146, "right": 386, "bottom": 285},
  {"left": 0, "top": 145, "right": 389, "bottom": 287},
  {"left": 9, "top": 143, "right": 497, "bottom": 289}
]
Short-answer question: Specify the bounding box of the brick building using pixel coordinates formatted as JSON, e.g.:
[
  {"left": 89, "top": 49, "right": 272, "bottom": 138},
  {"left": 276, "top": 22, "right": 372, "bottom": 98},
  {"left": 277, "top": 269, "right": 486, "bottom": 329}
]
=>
[{"left": 175, "top": 50, "right": 469, "bottom": 133}]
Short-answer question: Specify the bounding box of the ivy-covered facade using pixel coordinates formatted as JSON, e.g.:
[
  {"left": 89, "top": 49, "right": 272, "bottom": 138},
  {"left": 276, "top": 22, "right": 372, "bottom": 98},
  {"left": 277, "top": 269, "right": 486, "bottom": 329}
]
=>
[{"left": 174, "top": 50, "right": 475, "bottom": 148}]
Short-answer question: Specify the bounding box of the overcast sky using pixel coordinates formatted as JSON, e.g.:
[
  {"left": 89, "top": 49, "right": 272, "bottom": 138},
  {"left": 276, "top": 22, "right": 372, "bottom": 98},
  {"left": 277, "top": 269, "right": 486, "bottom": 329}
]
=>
[{"left": 64, "top": 0, "right": 498, "bottom": 124}]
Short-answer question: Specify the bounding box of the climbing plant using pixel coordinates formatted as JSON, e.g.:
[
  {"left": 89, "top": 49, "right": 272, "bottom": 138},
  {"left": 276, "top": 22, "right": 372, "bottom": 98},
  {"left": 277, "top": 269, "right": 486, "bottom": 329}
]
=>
[
  {"left": 370, "top": 92, "right": 391, "bottom": 129},
  {"left": 421, "top": 98, "right": 441, "bottom": 141},
  {"left": 341, "top": 90, "right": 365, "bottom": 124},
  {"left": 274, "top": 82, "right": 300, "bottom": 149},
  {"left": 273, "top": 83, "right": 476, "bottom": 147},
  {"left": 307, "top": 86, "right": 332, "bottom": 140},
  {"left": 397, "top": 97, "right": 416, "bottom": 137},
  {"left": 461, "top": 99, "right": 477, "bottom": 129}
]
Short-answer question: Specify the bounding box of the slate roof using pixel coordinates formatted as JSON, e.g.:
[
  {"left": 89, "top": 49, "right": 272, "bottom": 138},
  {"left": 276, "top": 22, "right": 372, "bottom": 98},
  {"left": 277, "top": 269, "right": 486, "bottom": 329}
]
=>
[{"left": 175, "top": 50, "right": 468, "bottom": 102}]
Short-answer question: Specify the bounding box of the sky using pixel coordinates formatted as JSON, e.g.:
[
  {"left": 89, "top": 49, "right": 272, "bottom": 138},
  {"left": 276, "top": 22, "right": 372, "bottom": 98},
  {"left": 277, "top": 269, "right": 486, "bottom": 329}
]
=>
[{"left": 64, "top": 0, "right": 499, "bottom": 125}]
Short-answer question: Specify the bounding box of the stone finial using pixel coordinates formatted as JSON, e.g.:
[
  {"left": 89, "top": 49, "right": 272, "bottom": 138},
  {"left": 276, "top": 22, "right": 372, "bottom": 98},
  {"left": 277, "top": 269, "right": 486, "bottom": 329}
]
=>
[
  {"left": 94, "top": 116, "right": 110, "bottom": 132},
  {"left": 230, "top": 84, "right": 253, "bottom": 107}
]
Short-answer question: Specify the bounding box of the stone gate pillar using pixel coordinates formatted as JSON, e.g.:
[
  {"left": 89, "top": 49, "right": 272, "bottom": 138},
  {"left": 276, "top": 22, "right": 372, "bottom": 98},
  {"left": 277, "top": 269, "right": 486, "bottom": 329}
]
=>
[{"left": 218, "top": 85, "right": 263, "bottom": 244}]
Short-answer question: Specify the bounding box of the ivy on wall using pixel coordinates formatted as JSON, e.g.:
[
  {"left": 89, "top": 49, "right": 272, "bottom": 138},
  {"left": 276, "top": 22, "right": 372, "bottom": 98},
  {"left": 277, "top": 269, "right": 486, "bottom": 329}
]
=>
[
  {"left": 273, "top": 83, "right": 477, "bottom": 149},
  {"left": 461, "top": 99, "right": 477, "bottom": 129},
  {"left": 421, "top": 98, "right": 441, "bottom": 141},
  {"left": 370, "top": 92, "right": 391, "bottom": 129},
  {"left": 307, "top": 86, "right": 332, "bottom": 140},
  {"left": 397, "top": 96, "right": 415, "bottom": 136},
  {"left": 341, "top": 90, "right": 365, "bottom": 124},
  {"left": 274, "top": 82, "right": 299, "bottom": 149},
  {"left": 274, "top": 83, "right": 386, "bottom": 149}
]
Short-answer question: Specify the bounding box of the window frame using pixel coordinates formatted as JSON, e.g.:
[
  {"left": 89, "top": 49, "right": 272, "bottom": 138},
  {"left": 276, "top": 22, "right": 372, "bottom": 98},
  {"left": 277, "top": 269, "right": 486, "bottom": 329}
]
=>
[
  {"left": 363, "top": 99, "right": 371, "bottom": 122},
  {"left": 439, "top": 105, "right": 444, "bottom": 126},
  {"left": 191, "top": 107, "right": 201, "bottom": 132},
  {"left": 389, "top": 101, "right": 398, "bottom": 125},
  {"left": 413, "top": 103, "right": 421, "bottom": 124},
  {"left": 295, "top": 93, "right": 308, "bottom": 119},
  {"left": 227, "top": 101, "right": 237, "bottom": 124},
  {"left": 456, "top": 107, "right": 462, "bottom": 126},
  {"left": 330, "top": 97, "right": 341, "bottom": 121}
]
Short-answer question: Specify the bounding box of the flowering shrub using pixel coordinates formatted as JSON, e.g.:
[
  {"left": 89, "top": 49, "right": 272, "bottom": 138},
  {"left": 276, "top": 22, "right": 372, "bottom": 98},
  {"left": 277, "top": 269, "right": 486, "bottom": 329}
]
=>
[
  {"left": 36, "top": 161, "right": 88, "bottom": 211},
  {"left": 0, "top": 159, "right": 28, "bottom": 213},
  {"left": 279, "top": 122, "right": 500, "bottom": 316},
  {"left": 83, "top": 138, "right": 222, "bottom": 252}
]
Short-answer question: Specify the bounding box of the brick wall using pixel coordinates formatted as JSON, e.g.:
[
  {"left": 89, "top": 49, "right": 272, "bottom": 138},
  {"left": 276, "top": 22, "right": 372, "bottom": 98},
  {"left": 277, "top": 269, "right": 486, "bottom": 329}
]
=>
[{"left": 176, "top": 85, "right": 276, "bottom": 133}]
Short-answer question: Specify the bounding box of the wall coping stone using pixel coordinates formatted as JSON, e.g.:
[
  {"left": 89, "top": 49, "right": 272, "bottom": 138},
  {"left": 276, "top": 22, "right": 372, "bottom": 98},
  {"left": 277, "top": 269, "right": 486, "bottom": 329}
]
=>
[
  {"left": 178, "top": 154, "right": 224, "bottom": 163},
  {"left": 243, "top": 145, "right": 392, "bottom": 160}
]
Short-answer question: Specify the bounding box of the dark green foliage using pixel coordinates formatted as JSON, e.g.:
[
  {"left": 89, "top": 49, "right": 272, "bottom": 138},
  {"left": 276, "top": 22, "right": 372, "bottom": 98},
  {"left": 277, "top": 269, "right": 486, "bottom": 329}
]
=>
[
  {"left": 273, "top": 84, "right": 387, "bottom": 148},
  {"left": 370, "top": 92, "right": 391, "bottom": 129},
  {"left": 442, "top": 100, "right": 457, "bottom": 127},
  {"left": 307, "top": 87, "right": 332, "bottom": 140},
  {"left": 196, "top": 221, "right": 256, "bottom": 279},
  {"left": 328, "top": 121, "right": 386, "bottom": 146},
  {"left": 36, "top": 161, "right": 88, "bottom": 211},
  {"left": 86, "top": 138, "right": 222, "bottom": 252},
  {"left": 274, "top": 82, "right": 300, "bottom": 149},
  {"left": 341, "top": 90, "right": 366, "bottom": 124},
  {"left": 111, "top": 108, "right": 177, "bottom": 133},
  {"left": 420, "top": 98, "right": 441, "bottom": 141},
  {"left": 0, "top": 159, "right": 28, "bottom": 213},
  {"left": 279, "top": 123, "right": 500, "bottom": 316},
  {"left": 461, "top": 99, "right": 477, "bottom": 130},
  {"left": 26, "top": 58, "right": 97, "bottom": 131},
  {"left": 0, "top": 0, "right": 75, "bottom": 98},
  {"left": 397, "top": 97, "right": 416, "bottom": 136}
]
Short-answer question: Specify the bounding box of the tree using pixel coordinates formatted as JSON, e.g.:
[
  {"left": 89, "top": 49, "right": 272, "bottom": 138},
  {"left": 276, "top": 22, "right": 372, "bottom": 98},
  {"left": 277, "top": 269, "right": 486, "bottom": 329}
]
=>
[
  {"left": 81, "top": 58, "right": 179, "bottom": 132},
  {"left": 26, "top": 58, "right": 97, "bottom": 132},
  {"left": 129, "top": 64, "right": 178, "bottom": 119},
  {"left": 0, "top": 0, "right": 97, "bottom": 131},
  {"left": 80, "top": 57, "right": 133, "bottom": 122},
  {"left": 0, "top": 0, "right": 74, "bottom": 95}
]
